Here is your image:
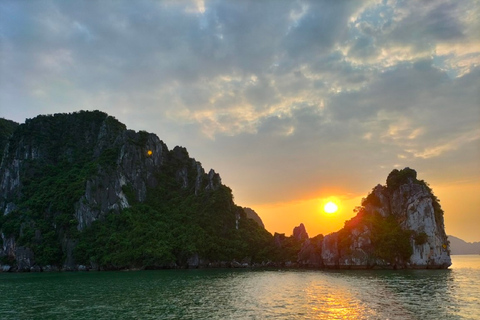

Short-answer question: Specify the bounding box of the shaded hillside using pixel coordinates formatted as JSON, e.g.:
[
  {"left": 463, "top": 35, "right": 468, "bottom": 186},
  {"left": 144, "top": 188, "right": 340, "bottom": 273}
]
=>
[
  {"left": 0, "top": 111, "right": 274, "bottom": 271},
  {"left": 243, "top": 207, "right": 265, "bottom": 228},
  {"left": 449, "top": 235, "right": 480, "bottom": 255}
]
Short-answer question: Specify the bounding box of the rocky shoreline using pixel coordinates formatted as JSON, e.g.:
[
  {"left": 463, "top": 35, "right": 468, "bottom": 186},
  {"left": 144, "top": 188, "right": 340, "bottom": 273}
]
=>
[{"left": 0, "top": 262, "right": 450, "bottom": 273}]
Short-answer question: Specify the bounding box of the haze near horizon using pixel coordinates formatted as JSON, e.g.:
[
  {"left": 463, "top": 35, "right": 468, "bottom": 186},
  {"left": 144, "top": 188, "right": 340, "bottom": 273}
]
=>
[{"left": 1, "top": 0, "right": 479, "bottom": 241}]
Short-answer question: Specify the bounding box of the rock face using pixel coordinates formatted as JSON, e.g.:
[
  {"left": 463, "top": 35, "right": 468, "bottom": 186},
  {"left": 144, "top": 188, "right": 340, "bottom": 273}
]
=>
[
  {"left": 317, "top": 168, "right": 451, "bottom": 269},
  {"left": 297, "top": 235, "right": 323, "bottom": 267},
  {"left": 0, "top": 111, "right": 271, "bottom": 271},
  {"left": 293, "top": 223, "right": 309, "bottom": 241}
]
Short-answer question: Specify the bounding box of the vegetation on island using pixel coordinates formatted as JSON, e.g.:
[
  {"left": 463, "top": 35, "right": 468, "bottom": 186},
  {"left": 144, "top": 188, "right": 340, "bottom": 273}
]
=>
[
  {"left": 74, "top": 183, "right": 275, "bottom": 268},
  {"left": 0, "top": 112, "right": 450, "bottom": 270}
]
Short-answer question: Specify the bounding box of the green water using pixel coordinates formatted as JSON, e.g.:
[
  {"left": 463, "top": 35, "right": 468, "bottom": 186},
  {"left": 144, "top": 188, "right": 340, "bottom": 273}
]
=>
[{"left": 0, "top": 255, "right": 479, "bottom": 319}]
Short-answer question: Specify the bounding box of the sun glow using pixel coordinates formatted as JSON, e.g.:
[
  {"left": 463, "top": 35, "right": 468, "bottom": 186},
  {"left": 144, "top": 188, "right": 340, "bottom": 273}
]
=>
[{"left": 324, "top": 201, "right": 338, "bottom": 214}]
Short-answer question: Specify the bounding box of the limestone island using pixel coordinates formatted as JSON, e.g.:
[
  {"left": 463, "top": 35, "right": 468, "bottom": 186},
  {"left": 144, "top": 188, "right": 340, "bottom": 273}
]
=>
[{"left": 0, "top": 111, "right": 450, "bottom": 272}]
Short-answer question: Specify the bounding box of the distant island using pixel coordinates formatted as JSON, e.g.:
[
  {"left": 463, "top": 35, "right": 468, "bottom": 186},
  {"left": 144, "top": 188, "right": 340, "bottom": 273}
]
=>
[
  {"left": 448, "top": 235, "right": 480, "bottom": 255},
  {"left": 0, "top": 111, "right": 451, "bottom": 271}
]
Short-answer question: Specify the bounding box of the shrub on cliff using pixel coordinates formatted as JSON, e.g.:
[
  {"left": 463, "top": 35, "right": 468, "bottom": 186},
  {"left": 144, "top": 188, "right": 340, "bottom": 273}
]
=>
[{"left": 386, "top": 167, "right": 417, "bottom": 191}]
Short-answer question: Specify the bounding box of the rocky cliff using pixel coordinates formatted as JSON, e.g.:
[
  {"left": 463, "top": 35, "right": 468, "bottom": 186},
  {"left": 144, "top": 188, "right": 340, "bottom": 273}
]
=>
[
  {"left": 0, "top": 111, "right": 273, "bottom": 271},
  {"left": 296, "top": 168, "right": 451, "bottom": 269}
]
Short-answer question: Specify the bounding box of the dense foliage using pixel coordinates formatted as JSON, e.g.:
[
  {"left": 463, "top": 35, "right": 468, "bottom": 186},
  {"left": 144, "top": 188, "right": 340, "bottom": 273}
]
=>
[
  {"left": 0, "top": 118, "right": 19, "bottom": 163},
  {"left": 272, "top": 234, "right": 303, "bottom": 262},
  {"left": 366, "top": 213, "right": 413, "bottom": 263},
  {"left": 361, "top": 188, "right": 381, "bottom": 207},
  {"left": 74, "top": 182, "right": 275, "bottom": 269},
  {"left": 386, "top": 167, "right": 418, "bottom": 190}
]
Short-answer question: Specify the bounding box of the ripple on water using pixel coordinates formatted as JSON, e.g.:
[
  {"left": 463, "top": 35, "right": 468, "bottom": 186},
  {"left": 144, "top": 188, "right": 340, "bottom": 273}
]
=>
[{"left": 0, "top": 256, "right": 479, "bottom": 319}]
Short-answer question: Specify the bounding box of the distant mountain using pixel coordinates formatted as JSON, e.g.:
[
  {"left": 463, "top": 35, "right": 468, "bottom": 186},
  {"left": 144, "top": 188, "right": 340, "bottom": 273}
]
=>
[{"left": 448, "top": 235, "right": 480, "bottom": 255}]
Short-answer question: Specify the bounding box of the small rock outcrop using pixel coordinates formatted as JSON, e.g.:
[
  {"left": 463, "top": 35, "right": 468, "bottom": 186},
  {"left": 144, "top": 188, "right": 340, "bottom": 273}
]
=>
[{"left": 293, "top": 223, "right": 309, "bottom": 241}]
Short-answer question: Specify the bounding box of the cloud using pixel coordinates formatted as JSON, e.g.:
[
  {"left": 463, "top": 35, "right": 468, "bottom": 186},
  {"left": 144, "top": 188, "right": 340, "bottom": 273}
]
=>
[
  {"left": 0, "top": 0, "right": 479, "bottom": 209},
  {"left": 413, "top": 129, "right": 480, "bottom": 159}
]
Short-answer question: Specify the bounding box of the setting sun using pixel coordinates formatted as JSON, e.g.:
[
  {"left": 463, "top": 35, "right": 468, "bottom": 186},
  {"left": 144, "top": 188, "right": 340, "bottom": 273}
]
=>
[{"left": 324, "top": 201, "right": 338, "bottom": 214}]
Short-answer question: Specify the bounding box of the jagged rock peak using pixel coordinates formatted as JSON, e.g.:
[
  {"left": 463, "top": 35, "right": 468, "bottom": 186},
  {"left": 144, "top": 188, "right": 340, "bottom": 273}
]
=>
[{"left": 293, "top": 223, "right": 309, "bottom": 241}]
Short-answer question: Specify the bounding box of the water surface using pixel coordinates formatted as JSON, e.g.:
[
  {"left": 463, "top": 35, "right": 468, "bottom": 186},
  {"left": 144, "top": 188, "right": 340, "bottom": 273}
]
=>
[{"left": 1, "top": 255, "right": 479, "bottom": 319}]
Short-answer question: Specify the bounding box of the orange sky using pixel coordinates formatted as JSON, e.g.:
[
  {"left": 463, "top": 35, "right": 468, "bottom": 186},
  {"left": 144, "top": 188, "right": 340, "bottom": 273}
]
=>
[{"left": 251, "top": 181, "right": 480, "bottom": 243}]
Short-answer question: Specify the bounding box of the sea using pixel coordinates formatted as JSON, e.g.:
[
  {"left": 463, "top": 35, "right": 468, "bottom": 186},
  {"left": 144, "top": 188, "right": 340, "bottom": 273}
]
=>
[{"left": 0, "top": 255, "right": 478, "bottom": 320}]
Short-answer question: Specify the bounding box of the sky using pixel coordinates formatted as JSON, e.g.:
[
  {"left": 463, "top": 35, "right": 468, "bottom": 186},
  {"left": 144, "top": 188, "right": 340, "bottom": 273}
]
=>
[{"left": 1, "top": 0, "right": 479, "bottom": 242}]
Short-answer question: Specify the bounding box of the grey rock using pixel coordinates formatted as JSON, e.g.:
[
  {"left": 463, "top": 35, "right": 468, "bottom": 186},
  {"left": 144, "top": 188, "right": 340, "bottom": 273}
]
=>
[
  {"left": 77, "top": 265, "right": 88, "bottom": 271},
  {"left": 231, "top": 260, "right": 242, "bottom": 268},
  {"left": 187, "top": 254, "right": 200, "bottom": 268},
  {"left": 298, "top": 236, "right": 324, "bottom": 267},
  {"left": 30, "top": 265, "right": 41, "bottom": 272},
  {"left": 43, "top": 265, "right": 60, "bottom": 272},
  {"left": 293, "top": 223, "right": 309, "bottom": 242},
  {"left": 15, "top": 246, "right": 35, "bottom": 271},
  {"left": 1, "top": 265, "right": 11, "bottom": 272},
  {"left": 273, "top": 233, "right": 286, "bottom": 247}
]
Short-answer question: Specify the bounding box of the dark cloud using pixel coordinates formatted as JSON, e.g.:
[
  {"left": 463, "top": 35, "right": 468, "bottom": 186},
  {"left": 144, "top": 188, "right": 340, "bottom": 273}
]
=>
[
  {"left": 348, "top": 35, "right": 377, "bottom": 59},
  {"left": 283, "top": 1, "right": 361, "bottom": 59},
  {"left": 389, "top": 0, "right": 465, "bottom": 47},
  {"left": 328, "top": 59, "right": 451, "bottom": 121}
]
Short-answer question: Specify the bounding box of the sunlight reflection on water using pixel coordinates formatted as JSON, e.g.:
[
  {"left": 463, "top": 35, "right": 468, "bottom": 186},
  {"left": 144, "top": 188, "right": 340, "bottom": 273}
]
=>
[{"left": 0, "top": 255, "right": 478, "bottom": 319}]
